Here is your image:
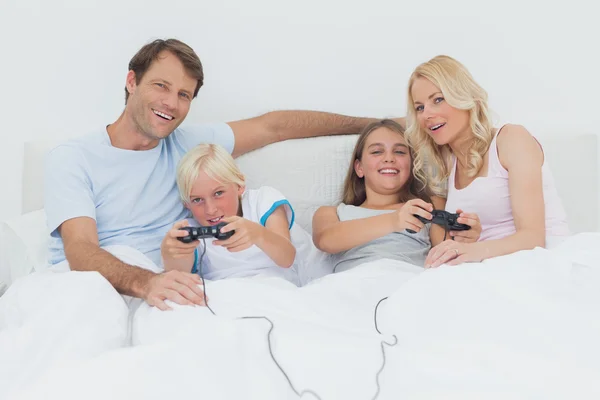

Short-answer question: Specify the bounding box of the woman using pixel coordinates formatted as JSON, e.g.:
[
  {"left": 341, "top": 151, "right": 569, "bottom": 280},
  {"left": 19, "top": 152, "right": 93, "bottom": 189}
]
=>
[{"left": 405, "top": 55, "right": 570, "bottom": 268}]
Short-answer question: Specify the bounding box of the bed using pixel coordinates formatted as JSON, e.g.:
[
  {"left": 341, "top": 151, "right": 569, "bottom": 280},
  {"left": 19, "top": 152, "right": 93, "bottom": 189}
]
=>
[{"left": 1, "top": 132, "right": 599, "bottom": 400}]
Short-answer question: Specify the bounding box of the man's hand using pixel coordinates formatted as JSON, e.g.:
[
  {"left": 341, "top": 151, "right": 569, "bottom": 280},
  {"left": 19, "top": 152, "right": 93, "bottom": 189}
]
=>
[
  {"left": 228, "top": 111, "right": 395, "bottom": 157},
  {"left": 141, "top": 270, "right": 206, "bottom": 311},
  {"left": 391, "top": 117, "right": 406, "bottom": 129}
]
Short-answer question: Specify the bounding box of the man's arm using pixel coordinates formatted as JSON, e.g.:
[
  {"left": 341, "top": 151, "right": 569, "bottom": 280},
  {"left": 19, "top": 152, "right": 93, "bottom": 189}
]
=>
[
  {"left": 60, "top": 217, "right": 205, "bottom": 310},
  {"left": 60, "top": 217, "right": 153, "bottom": 297},
  {"left": 228, "top": 110, "right": 406, "bottom": 157},
  {"left": 44, "top": 145, "right": 205, "bottom": 310}
]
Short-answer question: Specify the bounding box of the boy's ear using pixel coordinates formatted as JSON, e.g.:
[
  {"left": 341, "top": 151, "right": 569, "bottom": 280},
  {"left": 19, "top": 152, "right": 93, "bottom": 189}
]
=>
[
  {"left": 354, "top": 159, "right": 364, "bottom": 178},
  {"left": 237, "top": 184, "right": 245, "bottom": 197}
]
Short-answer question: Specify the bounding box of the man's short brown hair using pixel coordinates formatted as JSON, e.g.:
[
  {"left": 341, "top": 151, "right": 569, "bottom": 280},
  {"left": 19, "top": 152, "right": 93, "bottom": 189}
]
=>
[{"left": 125, "top": 38, "right": 204, "bottom": 103}]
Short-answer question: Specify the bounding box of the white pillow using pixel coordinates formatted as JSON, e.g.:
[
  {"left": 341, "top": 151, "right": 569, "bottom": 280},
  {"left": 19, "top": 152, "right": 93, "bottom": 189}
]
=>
[
  {"left": 236, "top": 134, "right": 359, "bottom": 234},
  {"left": 0, "top": 209, "right": 49, "bottom": 287}
]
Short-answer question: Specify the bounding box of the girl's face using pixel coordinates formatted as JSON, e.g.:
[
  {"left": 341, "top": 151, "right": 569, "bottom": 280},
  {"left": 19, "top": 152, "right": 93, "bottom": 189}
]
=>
[
  {"left": 354, "top": 127, "right": 413, "bottom": 196},
  {"left": 411, "top": 76, "right": 471, "bottom": 146},
  {"left": 185, "top": 170, "right": 244, "bottom": 226}
]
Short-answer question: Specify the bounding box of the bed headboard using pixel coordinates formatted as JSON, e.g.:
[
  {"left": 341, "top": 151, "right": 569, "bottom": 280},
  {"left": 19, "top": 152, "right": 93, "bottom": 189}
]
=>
[{"left": 21, "top": 132, "right": 599, "bottom": 234}]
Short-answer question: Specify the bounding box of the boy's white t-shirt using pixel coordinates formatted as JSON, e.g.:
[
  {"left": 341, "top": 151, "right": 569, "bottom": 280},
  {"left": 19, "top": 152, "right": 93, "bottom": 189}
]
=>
[{"left": 189, "top": 186, "right": 295, "bottom": 282}]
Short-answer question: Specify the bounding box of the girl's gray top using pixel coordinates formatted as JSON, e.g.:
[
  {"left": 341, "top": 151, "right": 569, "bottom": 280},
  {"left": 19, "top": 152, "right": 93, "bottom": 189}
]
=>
[{"left": 331, "top": 203, "right": 431, "bottom": 273}]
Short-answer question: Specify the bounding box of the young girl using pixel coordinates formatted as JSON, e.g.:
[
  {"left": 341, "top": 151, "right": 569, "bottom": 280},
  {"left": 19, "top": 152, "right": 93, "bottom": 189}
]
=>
[
  {"left": 161, "top": 143, "right": 298, "bottom": 283},
  {"left": 405, "top": 55, "right": 570, "bottom": 268},
  {"left": 312, "top": 119, "right": 482, "bottom": 273}
]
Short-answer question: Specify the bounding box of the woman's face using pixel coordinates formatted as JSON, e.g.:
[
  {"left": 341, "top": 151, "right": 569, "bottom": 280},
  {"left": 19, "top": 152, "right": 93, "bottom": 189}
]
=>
[
  {"left": 411, "top": 76, "right": 471, "bottom": 146},
  {"left": 354, "top": 127, "right": 412, "bottom": 195}
]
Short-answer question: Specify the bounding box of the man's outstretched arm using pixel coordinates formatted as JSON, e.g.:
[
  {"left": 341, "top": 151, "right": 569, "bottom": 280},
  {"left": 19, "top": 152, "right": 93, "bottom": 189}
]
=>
[
  {"left": 228, "top": 110, "right": 406, "bottom": 157},
  {"left": 60, "top": 217, "right": 205, "bottom": 310}
]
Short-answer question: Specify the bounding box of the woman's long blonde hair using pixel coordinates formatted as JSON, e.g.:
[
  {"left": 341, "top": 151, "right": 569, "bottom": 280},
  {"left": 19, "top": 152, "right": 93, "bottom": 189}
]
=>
[{"left": 404, "top": 55, "right": 494, "bottom": 197}]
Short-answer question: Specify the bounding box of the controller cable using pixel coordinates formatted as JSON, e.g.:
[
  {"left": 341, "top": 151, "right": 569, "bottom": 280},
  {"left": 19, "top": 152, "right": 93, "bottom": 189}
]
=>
[
  {"left": 443, "top": 213, "right": 450, "bottom": 241},
  {"left": 372, "top": 297, "right": 399, "bottom": 399},
  {"left": 196, "top": 237, "right": 322, "bottom": 399},
  {"left": 194, "top": 238, "right": 397, "bottom": 400}
]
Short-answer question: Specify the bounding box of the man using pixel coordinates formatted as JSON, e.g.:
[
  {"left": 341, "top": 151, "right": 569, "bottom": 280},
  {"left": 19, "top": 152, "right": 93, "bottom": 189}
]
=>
[{"left": 45, "top": 38, "right": 394, "bottom": 311}]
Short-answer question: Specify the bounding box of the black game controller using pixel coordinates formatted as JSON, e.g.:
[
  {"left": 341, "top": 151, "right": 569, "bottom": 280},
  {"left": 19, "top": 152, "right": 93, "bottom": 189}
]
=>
[
  {"left": 406, "top": 210, "right": 471, "bottom": 234},
  {"left": 177, "top": 222, "right": 235, "bottom": 243}
]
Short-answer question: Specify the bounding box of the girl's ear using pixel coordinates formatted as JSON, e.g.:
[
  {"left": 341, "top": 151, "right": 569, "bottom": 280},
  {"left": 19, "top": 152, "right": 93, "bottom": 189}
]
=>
[{"left": 354, "top": 159, "right": 364, "bottom": 178}]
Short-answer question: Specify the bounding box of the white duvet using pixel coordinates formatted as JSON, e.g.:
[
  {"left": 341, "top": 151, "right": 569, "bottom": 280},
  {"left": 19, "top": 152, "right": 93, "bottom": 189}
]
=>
[{"left": 1, "top": 233, "right": 600, "bottom": 400}]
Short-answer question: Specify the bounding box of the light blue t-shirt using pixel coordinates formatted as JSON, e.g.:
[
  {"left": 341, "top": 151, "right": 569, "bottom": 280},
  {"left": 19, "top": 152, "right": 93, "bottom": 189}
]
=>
[{"left": 44, "top": 123, "right": 235, "bottom": 267}]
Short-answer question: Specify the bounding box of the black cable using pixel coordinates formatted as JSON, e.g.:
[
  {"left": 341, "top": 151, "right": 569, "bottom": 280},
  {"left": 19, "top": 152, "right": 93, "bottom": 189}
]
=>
[
  {"left": 197, "top": 238, "right": 214, "bottom": 316},
  {"left": 372, "top": 296, "right": 398, "bottom": 400},
  {"left": 373, "top": 297, "right": 388, "bottom": 335},
  {"left": 196, "top": 238, "right": 322, "bottom": 400},
  {"left": 443, "top": 213, "right": 449, "bottom": 241},
  {"left": 197, "top": 238, "right": 398, "bottom": 400},
  {"left": 240, "top": 315, "right": 323, "bottom": 399}
]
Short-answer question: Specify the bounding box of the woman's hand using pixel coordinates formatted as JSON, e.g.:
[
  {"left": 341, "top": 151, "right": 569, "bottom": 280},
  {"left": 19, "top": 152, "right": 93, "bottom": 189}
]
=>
[
  {"left": 425, "top": 240, "right": 487, "bottom": 268},
  {"left": 449, "top": 209, "right": 482, "bottom": 243},
  {"left": 391, "top": 198, "right": 433, "bottom": 234}
]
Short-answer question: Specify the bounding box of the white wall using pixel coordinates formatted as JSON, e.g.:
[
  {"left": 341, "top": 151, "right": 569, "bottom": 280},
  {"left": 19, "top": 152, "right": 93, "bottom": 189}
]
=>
[{"left": 0, "top": 0, "right": 598, "bottom": 224}]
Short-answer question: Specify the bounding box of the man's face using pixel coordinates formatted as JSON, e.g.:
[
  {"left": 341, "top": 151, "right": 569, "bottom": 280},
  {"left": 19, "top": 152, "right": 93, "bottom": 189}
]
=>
[{"left": 125, "top": 51, "right": 197, "bottom": 142}]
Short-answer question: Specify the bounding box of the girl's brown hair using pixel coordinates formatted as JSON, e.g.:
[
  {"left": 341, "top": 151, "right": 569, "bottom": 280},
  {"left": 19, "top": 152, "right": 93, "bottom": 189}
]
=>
[{"left": 341, "top": 119, "right": 431, "bottom": 206}]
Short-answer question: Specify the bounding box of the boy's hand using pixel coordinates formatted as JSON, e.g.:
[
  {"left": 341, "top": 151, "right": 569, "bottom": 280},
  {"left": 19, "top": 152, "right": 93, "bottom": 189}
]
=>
[
  {"left": 213, "top": 216, "right": 263, "bottom": 252},
  {"left": 161, "top": 220, "right": 198, "bottom": 259}
]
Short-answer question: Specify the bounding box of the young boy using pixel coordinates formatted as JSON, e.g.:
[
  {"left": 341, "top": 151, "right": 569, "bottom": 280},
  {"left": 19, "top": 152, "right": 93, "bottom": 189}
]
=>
[{"left": 161, "top": 143, "right": 299, "bottom": 283}]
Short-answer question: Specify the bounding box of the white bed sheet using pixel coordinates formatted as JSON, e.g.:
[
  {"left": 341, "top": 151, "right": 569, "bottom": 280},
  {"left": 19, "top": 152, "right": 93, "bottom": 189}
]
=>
[{"left": 1, "top": 233, "right": 599, "bottom": 400}]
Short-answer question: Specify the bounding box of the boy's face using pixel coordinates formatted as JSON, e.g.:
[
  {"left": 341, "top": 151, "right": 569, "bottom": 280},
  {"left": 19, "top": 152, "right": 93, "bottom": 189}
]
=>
[{"left": 185, "top": 170, "right": 244, "bottom": 226}]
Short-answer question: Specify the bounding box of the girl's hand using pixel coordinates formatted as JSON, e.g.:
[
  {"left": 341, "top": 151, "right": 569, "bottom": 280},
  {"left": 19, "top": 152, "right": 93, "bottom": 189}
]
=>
[{"left": 392, "top": 198, "right": 433, "bottom": 233}]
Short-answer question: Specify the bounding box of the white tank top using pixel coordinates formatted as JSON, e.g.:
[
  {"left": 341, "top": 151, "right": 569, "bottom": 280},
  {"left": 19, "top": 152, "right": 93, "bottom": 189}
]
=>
[{"left": 445, "top": 125, "right": 570, "bottom": 242}]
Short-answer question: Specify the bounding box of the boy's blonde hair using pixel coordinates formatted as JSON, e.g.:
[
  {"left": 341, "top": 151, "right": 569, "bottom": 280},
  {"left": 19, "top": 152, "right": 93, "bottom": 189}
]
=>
[
  {"left": 404, "top": 55, "right": 494, "bottom": 197},
  {"left": 176, "top": 143, "right": 245, "bottom": 204}
]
